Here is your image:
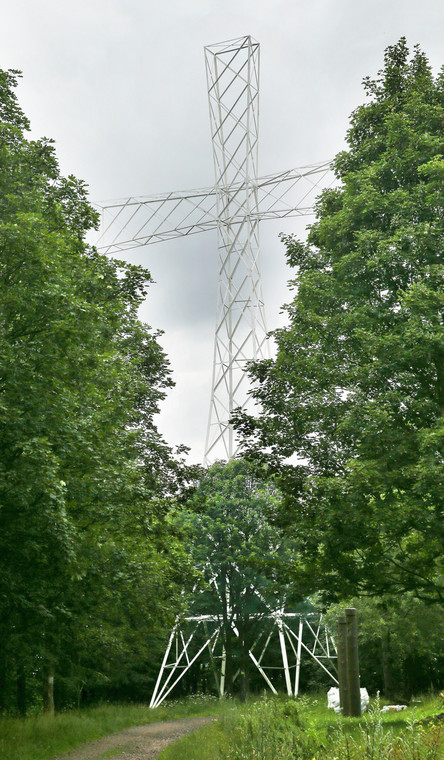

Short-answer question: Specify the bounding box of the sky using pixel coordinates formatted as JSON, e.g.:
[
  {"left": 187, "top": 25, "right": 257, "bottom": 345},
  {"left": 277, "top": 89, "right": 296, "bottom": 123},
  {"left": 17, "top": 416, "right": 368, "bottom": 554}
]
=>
[{"left": 1, "top": 0, "right": 442, "bottom": 463}]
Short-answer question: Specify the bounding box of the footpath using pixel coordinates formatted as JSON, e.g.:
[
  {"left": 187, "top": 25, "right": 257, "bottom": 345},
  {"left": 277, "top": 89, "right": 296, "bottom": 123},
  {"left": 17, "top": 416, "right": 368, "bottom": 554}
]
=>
[{"left": 50, "top": 716, "right": 215, "bottom": 760}]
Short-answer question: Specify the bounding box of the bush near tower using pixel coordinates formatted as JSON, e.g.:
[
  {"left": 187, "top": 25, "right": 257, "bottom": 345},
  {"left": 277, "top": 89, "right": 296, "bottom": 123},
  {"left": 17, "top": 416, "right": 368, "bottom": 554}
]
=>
[{"left": 234, "top": 39, "right": 444, "bottom": 604}]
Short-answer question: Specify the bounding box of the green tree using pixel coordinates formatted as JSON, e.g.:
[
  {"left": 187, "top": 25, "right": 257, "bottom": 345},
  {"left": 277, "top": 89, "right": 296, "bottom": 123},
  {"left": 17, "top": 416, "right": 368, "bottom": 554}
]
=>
[
  {"left": 0, "top": 69, "right": 193, "bottom": 713},
  {"left": 234, "top": 41, "right": 444, "bottom": 604},
  {"left": 179, "top": 459, "right": 296, "bottom": 699}
]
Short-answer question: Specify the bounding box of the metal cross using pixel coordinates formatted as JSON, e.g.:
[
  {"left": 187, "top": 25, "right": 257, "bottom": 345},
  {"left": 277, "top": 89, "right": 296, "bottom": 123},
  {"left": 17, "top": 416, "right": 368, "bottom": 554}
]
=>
[{"left": 96, "top": 36, "right": 333, "bottom": 463}]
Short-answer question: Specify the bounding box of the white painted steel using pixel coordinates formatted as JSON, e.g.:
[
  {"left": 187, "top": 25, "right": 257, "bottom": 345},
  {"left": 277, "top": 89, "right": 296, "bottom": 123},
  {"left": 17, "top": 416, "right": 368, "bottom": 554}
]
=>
[
  {"left": 149, "top": 625, "right": 176, "bottom": 707},
  {"left": 295, "top": 619, "right": 303, "bottom": 697},
  {"left": 278, "top": 617, "right": 293, "bottom": 696},
  {"left": 220, "top": 645, "right": 226, "bottom": 697},
  {"left": 203, "top": 36, "right": 265, "bottom": 462},
  {"left": 152, "top": 627, "right": 198, "bottom": 707},
  {"left": 95, "top": 37, "right": 339, "bottom": 704},
  {"left": 150, "top": 611, "right": 337, "bottom": 706},
  {"left": 96, "top": 163, "right": 332, "bottom": 256},
  {"left": 95, "top": 35, "right": 333, "bottom": 463},
  {"left": 153, "top": 628, "right": 220, "bottom": 707},
  {"left": 283, "top": 621, "right": 338, "bottom": 685},
  {"left": 230, "top": 621, "right": 278, "bottom": 695},
  {"left": 151, "top": 622, "right": 222, "bottom": 708}
]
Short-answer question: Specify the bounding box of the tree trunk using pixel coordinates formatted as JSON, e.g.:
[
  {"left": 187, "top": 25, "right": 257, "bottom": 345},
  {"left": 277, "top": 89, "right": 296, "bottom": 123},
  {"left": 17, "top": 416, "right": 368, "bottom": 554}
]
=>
[
  {"left": 43, "top": 662, "right": 55, "bottom": 716},
  {"left": 402, "top": 656, "right": 415, "bottom": 702},
  {"left": 224, "top": 631, "right": 234, "bottom": 695},
  {"left": 0, "top": 642, "right": 7, "bottom": 713},
  {"left": 240, "top": 639, "right": 250, "bottom": 702},
  {"left": 76, "top": 682, "right": 85, "bottom": 710},
  {"left": 16, "top": 665, "right": 26, "bottom": 717},
  {"left": 381, "top": 632, "right": 394, "bottom": 700}
]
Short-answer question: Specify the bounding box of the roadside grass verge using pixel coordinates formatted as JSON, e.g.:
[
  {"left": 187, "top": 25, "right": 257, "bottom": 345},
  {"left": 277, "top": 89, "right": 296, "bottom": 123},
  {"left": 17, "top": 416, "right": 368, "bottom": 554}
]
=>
[
  {"left": 158, "top": 719, "right": 227, "bottom": 760},
  {"left": 0, "top": 694, "right": 224, "bottom": 760},
  {"left": 158, "top": 693, "right": 444, "bottom": 760}
]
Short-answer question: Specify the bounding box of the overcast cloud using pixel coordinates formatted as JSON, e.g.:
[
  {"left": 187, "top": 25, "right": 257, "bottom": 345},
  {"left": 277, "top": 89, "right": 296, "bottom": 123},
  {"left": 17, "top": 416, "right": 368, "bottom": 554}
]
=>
[{"left": 1, "top": 0, "right": 442, "bottom": 461}]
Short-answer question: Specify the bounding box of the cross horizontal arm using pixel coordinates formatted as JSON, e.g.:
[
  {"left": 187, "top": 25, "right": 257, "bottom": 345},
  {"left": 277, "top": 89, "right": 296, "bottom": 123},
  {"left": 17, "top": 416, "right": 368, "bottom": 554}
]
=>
[{"left": 95, "top": 161, "right": 333, "bottom": 255}]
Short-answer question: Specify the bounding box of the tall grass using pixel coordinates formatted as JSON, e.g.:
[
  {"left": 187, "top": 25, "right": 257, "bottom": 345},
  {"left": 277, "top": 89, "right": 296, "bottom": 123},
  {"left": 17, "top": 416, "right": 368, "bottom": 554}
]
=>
[
  {"left": 322, "top": 698, "right": 444, "bottom": 760},
  {"left": 158, "top": 694, "right": 444, "bottom": 760},
  {"left": 156, "top": 720, "right": 227, "bottom": 760}
]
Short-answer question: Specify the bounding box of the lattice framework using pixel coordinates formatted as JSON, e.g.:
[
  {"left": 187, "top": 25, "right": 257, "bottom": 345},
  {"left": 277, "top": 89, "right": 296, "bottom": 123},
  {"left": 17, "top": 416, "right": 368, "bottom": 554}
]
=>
[
  {"left": 95, "top": 35, "right": 334, "bottom": 462},
  {"left": 150, "top": 611, "right": 338, "bottom": 708}
]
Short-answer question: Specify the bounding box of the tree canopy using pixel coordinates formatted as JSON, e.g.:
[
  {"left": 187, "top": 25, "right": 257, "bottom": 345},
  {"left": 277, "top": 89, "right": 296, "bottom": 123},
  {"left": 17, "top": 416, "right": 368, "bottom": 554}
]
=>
[
  {"left": 234, "top": 40, "right": 444, "bottom": 604},
  {"left": 0, "top": 69, "right": 195, "bottom": 713}
]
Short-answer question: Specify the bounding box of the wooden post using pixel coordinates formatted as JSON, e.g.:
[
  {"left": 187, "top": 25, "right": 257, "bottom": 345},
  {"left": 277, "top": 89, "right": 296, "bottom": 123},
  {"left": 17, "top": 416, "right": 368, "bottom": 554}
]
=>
[
  {"left": 337, "top": 614, "right": 350, "bottom": 715},
  {"left": 345, "top": 608, "right": 361, "bottom": 717}
]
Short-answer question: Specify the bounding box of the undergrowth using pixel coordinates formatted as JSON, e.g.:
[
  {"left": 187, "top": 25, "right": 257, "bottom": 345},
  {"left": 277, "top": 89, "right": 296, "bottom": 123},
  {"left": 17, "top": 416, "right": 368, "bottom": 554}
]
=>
[
  {"left": 1, "top": 692, "right": 442, "bottom": 760},
  {"left": 159, "top": 693, "right": 444, "bottom": 760}
]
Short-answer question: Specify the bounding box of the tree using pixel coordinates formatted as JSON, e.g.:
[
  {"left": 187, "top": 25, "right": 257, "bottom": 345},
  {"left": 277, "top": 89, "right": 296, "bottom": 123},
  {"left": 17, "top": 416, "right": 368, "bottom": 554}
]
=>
[
  {"left": 178, "top": 459, "right": 297, "bottom": 699},
  {"left": 234, "top": 41, "right": 444, "bottom": 604},
  {"left": 0, "top": 69, "right": 194, "bottom": 713}
]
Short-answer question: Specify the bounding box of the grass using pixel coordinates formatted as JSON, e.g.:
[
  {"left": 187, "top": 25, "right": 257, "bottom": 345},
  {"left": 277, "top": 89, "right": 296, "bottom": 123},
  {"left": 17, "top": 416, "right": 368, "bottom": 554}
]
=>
[
  {"left": 158, "top": 693, "right": 444, "bottom": 760},
  {"left": 1, "top": 693, "right": 442, "bottom": 760},
  {"left": 158, "top": 720, "right": 228, "bottom": 760},
  {"left": 0, "top": 694, "right": 225, "bottom": 760},
  {"left": 97, "top": 744, "right": 135, "bottom": 758}
]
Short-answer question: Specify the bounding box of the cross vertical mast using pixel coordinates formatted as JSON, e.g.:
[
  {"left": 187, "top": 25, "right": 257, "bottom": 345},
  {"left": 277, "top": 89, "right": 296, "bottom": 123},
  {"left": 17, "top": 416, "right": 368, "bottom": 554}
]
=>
[{"left": 204, "top": 36, "right": 268, "bottom": 464}]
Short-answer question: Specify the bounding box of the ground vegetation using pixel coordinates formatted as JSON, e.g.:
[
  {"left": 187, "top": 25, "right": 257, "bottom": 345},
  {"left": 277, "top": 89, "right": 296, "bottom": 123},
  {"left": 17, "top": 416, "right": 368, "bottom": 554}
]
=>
[{"left": 159, "top": 693, "right": 444, "bottom": 760}]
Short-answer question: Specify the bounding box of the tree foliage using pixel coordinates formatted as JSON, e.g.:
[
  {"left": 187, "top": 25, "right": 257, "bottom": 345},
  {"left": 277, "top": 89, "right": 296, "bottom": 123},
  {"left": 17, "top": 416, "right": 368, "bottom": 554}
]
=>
[
  {"left": 234, "top": 41, "right": 444, "bottom": 603},
  {"left": 178, "top": 459, "right": 295, "bottom": 698},
  {"left": 0, "top": 69, "right": 195, "bottom": 713}
]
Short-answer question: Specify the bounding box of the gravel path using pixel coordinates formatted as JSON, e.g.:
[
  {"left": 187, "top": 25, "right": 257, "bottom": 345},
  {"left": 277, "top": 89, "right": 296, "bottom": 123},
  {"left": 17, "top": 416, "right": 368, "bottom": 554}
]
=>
[{"left": 50, "top": 716, "right": 216, "bottom": 760}]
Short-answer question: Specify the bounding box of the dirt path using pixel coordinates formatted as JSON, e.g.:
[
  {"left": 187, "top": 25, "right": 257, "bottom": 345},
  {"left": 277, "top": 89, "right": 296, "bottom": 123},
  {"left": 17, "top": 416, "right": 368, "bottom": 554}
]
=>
[{"left": 50, "top": 716, "right": 216, "bottom": 760}]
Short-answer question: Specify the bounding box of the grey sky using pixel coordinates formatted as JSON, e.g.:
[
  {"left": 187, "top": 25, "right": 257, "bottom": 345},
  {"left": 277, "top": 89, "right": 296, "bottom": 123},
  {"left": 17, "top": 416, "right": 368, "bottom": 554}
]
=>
[{"left": 1, "top": 0, "right": 442, "bottom": 461}]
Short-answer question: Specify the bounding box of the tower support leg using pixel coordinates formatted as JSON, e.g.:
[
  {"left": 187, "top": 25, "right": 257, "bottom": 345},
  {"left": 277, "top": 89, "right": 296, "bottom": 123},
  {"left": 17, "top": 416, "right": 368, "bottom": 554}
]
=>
[
  {"left": 150, "top": 625, "right": 177, "bottom": 708},
  {"left": 278, "top": 618, "right": 293, "bottom": 696},
  {"left": 295, "top": 619, "right": 303, "bottom": 697},
  {"left": 220, "top": 645, "right": 226, "bottom": 697}
]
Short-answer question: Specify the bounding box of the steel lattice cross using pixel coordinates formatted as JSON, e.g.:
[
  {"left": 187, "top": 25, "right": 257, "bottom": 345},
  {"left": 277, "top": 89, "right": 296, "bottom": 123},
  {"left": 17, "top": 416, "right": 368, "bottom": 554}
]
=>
[
  {"left": 149, "top": 611, "right": 338, "bottom": 707},
  {"left": 96, "top": 35, "right": 334, "bottom": 463}
]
